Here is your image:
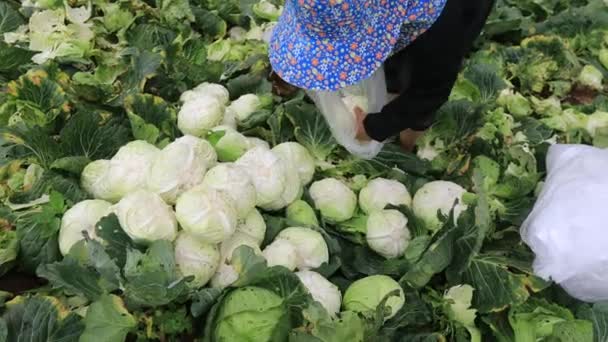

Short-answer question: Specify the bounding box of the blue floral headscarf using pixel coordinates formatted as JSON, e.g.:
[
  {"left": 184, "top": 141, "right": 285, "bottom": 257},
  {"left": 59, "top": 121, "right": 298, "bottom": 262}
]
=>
[{"left": 269, "top": 0, "right": 447, "bottom": 91}]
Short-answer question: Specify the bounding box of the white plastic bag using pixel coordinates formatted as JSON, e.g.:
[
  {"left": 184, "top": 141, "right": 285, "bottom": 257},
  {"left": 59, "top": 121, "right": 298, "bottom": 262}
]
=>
[
  {"left": 305, "top": 67, "right": 388, "bottom": 159},
  {"left": 521, "top": 143, "right": 608, "bottom": 302}
]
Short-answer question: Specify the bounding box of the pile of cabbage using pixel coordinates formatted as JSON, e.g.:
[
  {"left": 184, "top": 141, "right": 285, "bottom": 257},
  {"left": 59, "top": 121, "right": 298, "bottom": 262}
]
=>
[{"left": 51, "top": 80, "right": 480, "bottom": 339}]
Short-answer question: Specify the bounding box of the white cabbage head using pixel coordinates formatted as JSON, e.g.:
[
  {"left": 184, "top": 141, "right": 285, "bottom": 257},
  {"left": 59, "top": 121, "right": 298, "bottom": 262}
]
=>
[
  {"left": 412, "top": 180, "right": 468, "bottom": 231},
  {"left": 146, "top": 135, "right": 215, "bottom": 204},
  {"left": 113, "top": 190, "right": 178, "bottom": 244},
  {"left": 343, "top": 275, "right": 405, "bottom": 321},
  {"left": 366, "top": 209, "right": 411, "bottom": 259},
  {"left": 175, "top": 188, "right": 238, "bottom": 243},
  {"left": 80, "top": 159, "right": 113, "bottom": 201},
  {"left": 246, "top": 137, "right": 270, "bottom": 150},
  {"left": 59, "top": 199, "right": 112, "bottom": 255},
  {"left": 174, "top": 232, "right": 221, "bottom": 288},
  {"left": 262, "top": 239, "right": 298, "bottom": 271},
  {"left": 359, "top": 178, "right": 412, "bottom": 214},
  {"left": 221, "top": 107, "right": 237, "bottom": 129},
  {"left": 200, "top": 163, "right": 256, "bottom": 219},
  {"left": 309, "top": 178, "right": 357, "bottom": 223},
  {"left": 105, "top": 140, "right": 159, "bottom": 202},
  {"left": 236, "top": 209, "right": 267, "bottom": 246},
  {"left": 296, "top": 270, "right": 342, "bottom": 316},
  {"left": 210, "top": 263, "right": 239, "bottom": 289},
  {"left": 259, "top": 161, "right": 301, "bottom": 211},
  {"left": 227, "top": 94, "right": 261, "bottom": 122},
  {"left": 235, "top": 147, "right": 287, "bottom": 207},
  {"left": 180, "top": 82, "right": 230, "bottom": 105},
  {"left": 271, "top": 142, "right": 316, "bottom": 186},
  {"left": 275, "top": 227, "right": 329, "bottom": 270},
  {"left": 210, "top": 126, "right": 251, "bottom": 162},
  {"left": 178, "top": 95, "right": 225, "bottom": 137},
  {"left": 220, "top": 232, "right": 263, "bottom": 262}
]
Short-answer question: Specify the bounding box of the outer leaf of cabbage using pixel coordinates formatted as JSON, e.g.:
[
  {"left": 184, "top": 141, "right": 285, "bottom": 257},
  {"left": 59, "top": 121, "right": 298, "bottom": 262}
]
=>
[
  {"left": 175, "top": 188, "right": 237, "bottom": 243},
  {"left": 200, "top": 163, "right": 256, "bottom": 219},
  {"left": 359, "top": 178, "right": 412, "bottom": 214},
  {"left": 271, "top": 142, "right": 316, "bottom": 186},
  {"left": 58, "top": 199, "right": 112, "bottom": 255},
  {"left": 235, "top": 147, "right": 287, "bottom": 207},
  {"left": 309, "top": 178, "right": 357, "bottom": 223},
  {"left": 113, "top": 190, "right": 178, "bottom": 244},
  {"left": 366, "top": 209, "right": 411, "bottom": 259},
  {"left": 174, "top": 232, "right": 220, "bottom": 288},
  {"left": 177, "top": 96, "right": 225, "bottom": 137},
  {"left": 275, "top": 227, "right": 329, "bottom": 270},
  {"left": 146, "top": 135, "right": 215, "bottom": 204}
]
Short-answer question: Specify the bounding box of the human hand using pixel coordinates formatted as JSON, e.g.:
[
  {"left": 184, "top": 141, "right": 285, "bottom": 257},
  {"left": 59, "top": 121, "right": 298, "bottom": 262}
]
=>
[
  {"left": 399, "top": 129, "right": 425, "bottom": 152},
  {"left": 354, "top": 106, "right": 371, "bottom": 141}
]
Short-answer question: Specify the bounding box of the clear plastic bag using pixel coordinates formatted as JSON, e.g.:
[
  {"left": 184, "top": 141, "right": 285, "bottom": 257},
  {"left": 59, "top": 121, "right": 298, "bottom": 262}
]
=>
[
  {"left": 521, "top": 144, "right": 608, "bottom": 302},
  {"left": 305, "top": 67, "right": 388, "bottom": 159}
]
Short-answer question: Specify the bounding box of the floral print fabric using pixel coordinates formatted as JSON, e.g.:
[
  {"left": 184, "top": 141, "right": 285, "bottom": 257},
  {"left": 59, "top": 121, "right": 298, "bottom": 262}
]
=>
[{"left": 269, "top": 0, "right": 448, "bottom": 91}]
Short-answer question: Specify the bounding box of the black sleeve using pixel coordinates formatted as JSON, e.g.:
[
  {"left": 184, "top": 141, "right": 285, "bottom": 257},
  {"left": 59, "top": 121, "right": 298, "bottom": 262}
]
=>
[{"left": 363, "top": 0, "right": 495, "bottom": 142}]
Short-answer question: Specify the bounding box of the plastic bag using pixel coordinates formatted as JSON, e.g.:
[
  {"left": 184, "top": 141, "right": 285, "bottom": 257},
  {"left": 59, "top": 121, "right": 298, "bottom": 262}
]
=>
[
  {"left": 521, "top": 144, "right": 608, "bottom": 302},
  {"left": 305, "top": 67, "right": 388, "bottom": 159}
]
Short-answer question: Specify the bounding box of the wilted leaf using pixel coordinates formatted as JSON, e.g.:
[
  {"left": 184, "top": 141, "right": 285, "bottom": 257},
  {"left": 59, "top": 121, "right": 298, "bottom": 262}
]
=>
[{"left": 80, "top": 294, "right": 137, "bottom": 342}]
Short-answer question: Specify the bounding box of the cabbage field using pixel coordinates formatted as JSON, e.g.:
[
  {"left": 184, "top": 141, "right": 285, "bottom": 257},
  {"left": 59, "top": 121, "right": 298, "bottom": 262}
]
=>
[{"left": 0, "top": 0, "right": 607, "bottom": 341}]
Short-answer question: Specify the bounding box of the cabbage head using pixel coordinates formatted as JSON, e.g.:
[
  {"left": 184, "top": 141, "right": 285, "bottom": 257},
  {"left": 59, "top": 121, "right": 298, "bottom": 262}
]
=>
[
  {"left": 262, "top": 239, "right": 298, "bottom": 271},
  {"left": 296, "top": 270, "right": 342, "bottom": 316},
  {"left": 220, "top": 232, "right": 263, "bottom": 263},
  {"left": 275, "top": 227, "right": 328, "bottom": 270},
  {"left": 180, "top": 82, "right": 229, "bottom": 105},
  {"left": 80, "top": 160, "right": 113, "bottom": 201},
  {"left": 359, "top": 178, "right": 412, "bottom": 214},
  {"left": 200, "top": 163, "right": 256, "bottom": 219},
  {"left": 343, "top": 275, "right": 405, "bottom": 321},
  {"left": 209, "top": 126, "right": 251, "bottom": 162},
  {"left": 211, "top": 287, "right": 290, "bottom": 341},
  {"left": 366, "top": 209, "right": 411, "bottom": 259},
  {"left": 146, "top": 135, "right": 215, "bottom": 204},
  {"left": 178, "top": 95, "right": 225, "bottom": 137},
  {"left": 174, "top": 232, "right": 220, "bottom": 288},
  {"left": 113, "top": 190, "right": 178, "bottom": 244},
  {"left": 309, "top": 178, "right": 357, "bottom": 223},
  {"left": 286, "top": 200, "right": 319, "bottom": 227},
  {"left": 236, "top": 209, "right": 267, "bottom": 246},
  {"left": 412, "top": 180, "right": 468, "bottom": 231},
  {"left": 227, "top": 94, "right": 261, "bottom": 122},
  {"left": 59, "top": 200, "right": 112, "bottom": 255},
  {"left": 105, "top": 141, "right": 159, "bottom": 202},
  {"left": 271, "top": 142, "right": 316, "bottom": 185},
  {"left": 235, "top": 147, "right": 287, "bottom": 207},
  {"left": 175, "top": 188, "right": 237, "bottom": 243}
]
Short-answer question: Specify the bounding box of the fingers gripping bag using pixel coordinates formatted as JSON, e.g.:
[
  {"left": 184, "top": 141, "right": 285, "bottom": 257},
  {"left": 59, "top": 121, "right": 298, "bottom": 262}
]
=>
[
  {"left": 305, "top": 67, "right": 388, "bottom": 159},
  {"left": 521, "top": 144, "right": 608, "bottom": 302}
]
